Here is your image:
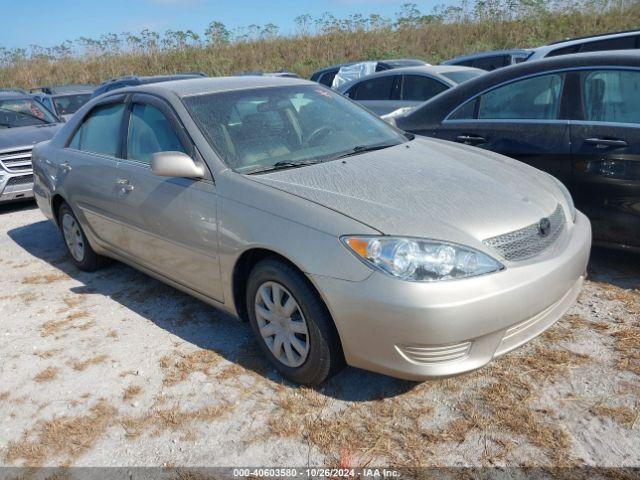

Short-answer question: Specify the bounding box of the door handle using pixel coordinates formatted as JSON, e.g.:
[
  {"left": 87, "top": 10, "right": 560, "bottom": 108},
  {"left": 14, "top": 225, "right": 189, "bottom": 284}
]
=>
[
  {"left": 456, "top": 134, "right": 486, "bottom": 145},
  {"left": 584, "top": 137, "right": 628, "bottom": 149},
  {"left": 116, "top": 178, "right": 134, "bottom": 192}
]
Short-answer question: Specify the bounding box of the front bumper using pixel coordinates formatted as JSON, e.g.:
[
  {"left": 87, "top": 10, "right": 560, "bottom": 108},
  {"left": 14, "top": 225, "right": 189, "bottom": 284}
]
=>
[
  {"left": 0, "top": 171, "right": 34, "bottom": 203},
  {"left": 311, "top": 211, "right": 591, "bottom": 381}
]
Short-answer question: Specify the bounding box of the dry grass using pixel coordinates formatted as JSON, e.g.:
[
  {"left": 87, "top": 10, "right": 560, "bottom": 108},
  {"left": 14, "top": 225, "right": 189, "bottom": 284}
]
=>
[
  {"left": 34, "top": 349, "right": 62, "bottom": 359},
  {"left": 267, "top": 345, "right": 589, "bottom": 466},
  {"left": 106, "top": 330, "right": 118, "bottom": 339},
  {"left": 34, "top": 366, "right": 60, "bottom": 383},
  {"left": 1, "top": 1, "right": 638, "bottom": 88},
  {"left": 122, "top": 385, "right": 143, "bottom": 402},
  {"left": 21, "top": 273, "right": 68, "bottom": 285},
  {"left": 70, "top": 354, "right": 108, "bottom": 372},
  {"left": 0, "top": 391, "right": 11, "bottom": 401},
  {"left": 160, "top": 349, "right": 222, "bottom": 386},
  {"left": 41, "top": 311, "right": 91, "bottom": 337},
  {"left": 3, "top": 400, "right": 117, "bottom": 466},
  {"left": 120, "top": 403, "right": 228, "bottom": 439},
  {"left": 612, "top": 326, "right": 640, "bottom": 376},
  {"left": 590, "top": 403, "right": 637, "bottom": 427}
]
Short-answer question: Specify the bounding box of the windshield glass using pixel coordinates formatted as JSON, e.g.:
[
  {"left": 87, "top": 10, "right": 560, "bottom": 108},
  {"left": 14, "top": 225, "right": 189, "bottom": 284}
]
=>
[
  {"left": 0, "top": 99, "right": 58, "bottom": 128},
  {"left": 183, "top": 85, "right": 406, "bottom": 173},
  {"left": 441, "top": 70, "right": 484, "bottom": 84},
  {"left": 53, "top": 93, "right": 92, "bottom": 115}
]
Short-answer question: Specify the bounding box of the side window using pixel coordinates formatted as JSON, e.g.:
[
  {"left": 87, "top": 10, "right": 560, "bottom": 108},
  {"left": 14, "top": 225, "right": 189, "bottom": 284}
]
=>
[
  {"left": 68, "top": 103, "right": 125, "bottom": 156},
  {"left": 477, "top": 73, "right": 563, "bottom": 120},
  {"left": 579, "top": 36, "right": 637, "bottom": 53},
  {"left": 448, "top": 98, "right": 477, "bottom": 120},
  {"left": 127, "top": 103, "right": 186, "bottom": 165},
  {"left": 352, "top": 76, "right": 396, "bottom": 101},
  {"left": 545, "top": 45, "right": 580, "bottom": 58},
  {"left": 581, "top": 70, "right": 640, "bottom": 124},
  {"left": 318, "top": 71, "right": 337, "bottom": 87},
  {"left": 472, "top": 55, "right": 509, "bottom": 71},
  {"left": 401, "top": 76, "right": 448, "bottom": 102}
]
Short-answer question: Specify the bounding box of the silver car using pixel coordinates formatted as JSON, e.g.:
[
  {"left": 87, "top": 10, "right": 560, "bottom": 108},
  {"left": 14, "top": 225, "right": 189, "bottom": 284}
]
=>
[
  {"left": 337, "top": 65, "right": 485, "bottom": 116},
  {"left": 32, "top": 77, "right": 591, "bottom": 385}
]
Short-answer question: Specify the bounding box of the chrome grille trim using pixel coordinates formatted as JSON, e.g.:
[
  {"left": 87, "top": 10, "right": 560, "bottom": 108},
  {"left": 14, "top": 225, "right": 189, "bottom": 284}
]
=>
[
  {"left": 396, "top": 341, "right": 472, "bottom": 365},
  {"left": 0, "top": 147, "right": 33, "bottom": 173},
  {"left": 483, "top": 204, "right": 565, "bottom": 262},
  {"left": 6, "top": 174, "right": 34, "bottom": 186}
]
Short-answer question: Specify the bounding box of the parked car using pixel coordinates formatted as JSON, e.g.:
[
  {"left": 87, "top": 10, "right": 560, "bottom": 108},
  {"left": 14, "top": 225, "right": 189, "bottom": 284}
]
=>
[
  {"left": 236, "top": 71, "right": 301, "bottom": 78},
  {"left": 310, "top": 59, "right": 428, "bottom": 88},
  {"left": 392, "top": 50, "right": 640, "bottom": 252},
  {"left": 91, "top": 73, "right": 206, "bottom": 98},
  {"left": 30, "top": 84, "right": 96, "bottom": 121},
  {"left": 0, "top": 91, "right": 61, "bottom": 203},
  {"left": 442, "top": 49, "right": 533, "bottom": 71},
  {"left": 443, "top": 30, "right": 640, "bottom": 71},
  {"left": 33, "top": 76, "right": 590, "bottom": 385},
  {"left": 337, "top": 65, "right": 484, "bottom": 116}
]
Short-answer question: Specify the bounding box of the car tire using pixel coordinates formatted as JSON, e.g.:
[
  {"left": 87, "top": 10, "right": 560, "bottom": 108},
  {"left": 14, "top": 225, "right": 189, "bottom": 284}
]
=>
[
  {"left": 246, "top": 258, "right": 344, "bottom": 386},
  {"left": 57, "top": 202, "right": 106, "bottom": 272}
]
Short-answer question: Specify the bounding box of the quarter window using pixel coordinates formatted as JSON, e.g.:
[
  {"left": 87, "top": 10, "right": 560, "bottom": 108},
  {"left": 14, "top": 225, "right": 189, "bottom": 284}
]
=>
[
  {"left": 581, "top": 70, "right": 640, "bottom": 124},
  {"left": 401, "top": 76, "right": 448, "bottom": 101},
  {"left": 126, "top": 103, "right": 185, "bottom": 164},
  {"left": 68, "top": 103, "right": 125, "bottom": 156},
  {"left": 471, "top": 55, "right": 510, "bottom": 71}
]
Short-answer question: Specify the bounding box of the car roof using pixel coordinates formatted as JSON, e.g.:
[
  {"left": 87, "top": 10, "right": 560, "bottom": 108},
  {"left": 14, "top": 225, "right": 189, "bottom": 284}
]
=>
[
  {"left": 545, "top": 29, "right": 639, "bottom": 46},
  {"left": 30, "top": 84, "right": 96, "bottom": 95},
  {"left": 116, "top": 75, "right": 314, "bottom": 98},
  {"left": 442, "top": 49, "right": 532, "bottom": 64},
  {"left": 0, "top": 90, "right": 33, "bottom": 100},
  {"left": 401, "top": 50, "right": 640, "bottom": 123},
  {"left": 312, "top": 58, "right": 426, "bottom": 76}
]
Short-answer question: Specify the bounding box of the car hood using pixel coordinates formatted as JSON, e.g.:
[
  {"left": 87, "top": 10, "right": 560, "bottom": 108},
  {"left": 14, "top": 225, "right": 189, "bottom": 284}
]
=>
[
  {"left": 249, "top": 137, "right": 564, "bottom": 246},
  {"left": 0, "top": 124, "right": 61, "bottom": 151}
]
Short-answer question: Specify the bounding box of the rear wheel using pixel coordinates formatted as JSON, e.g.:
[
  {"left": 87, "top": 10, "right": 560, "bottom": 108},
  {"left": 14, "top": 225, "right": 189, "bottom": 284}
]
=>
[
  {"left": 246, "top": 258, "right": 344, "bottom": 385},
  {"left": 58, "top": 202, "right": 106, "bottom": 272}
]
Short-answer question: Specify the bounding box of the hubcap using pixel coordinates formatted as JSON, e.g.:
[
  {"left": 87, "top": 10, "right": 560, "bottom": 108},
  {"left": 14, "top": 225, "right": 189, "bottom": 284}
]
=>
[
  {"left": 61, "top": 213, "right": 85, "bottom": 262},
  {"left": 254, "top": 281, "right": 309, "bottom": 368}
]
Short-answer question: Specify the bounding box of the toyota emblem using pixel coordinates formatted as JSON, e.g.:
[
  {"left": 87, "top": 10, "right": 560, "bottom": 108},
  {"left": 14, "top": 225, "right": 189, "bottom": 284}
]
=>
[{"left": 538, "top": 217, "right": 551, "bottom": 237}]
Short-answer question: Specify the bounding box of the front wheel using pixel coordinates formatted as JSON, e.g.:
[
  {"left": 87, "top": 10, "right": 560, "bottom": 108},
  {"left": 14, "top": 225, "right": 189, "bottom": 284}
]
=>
[
  {"left": 246, "top": 258, "right": 344, "bottom": 385},
  {"left": 58, "top": 202, "right": 106, "bottom": 272}
]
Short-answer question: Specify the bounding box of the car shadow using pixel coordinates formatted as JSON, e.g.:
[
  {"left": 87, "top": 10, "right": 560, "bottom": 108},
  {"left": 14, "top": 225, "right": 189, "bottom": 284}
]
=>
[
  {"left": 588, "top": 246, "right": 640, "bottom": 289},
  {"left": 0, "top": 199, "right": 38, "bottom": 215},
  {"left": 7, "top": 219, "right": 416, "bottom": 401}
]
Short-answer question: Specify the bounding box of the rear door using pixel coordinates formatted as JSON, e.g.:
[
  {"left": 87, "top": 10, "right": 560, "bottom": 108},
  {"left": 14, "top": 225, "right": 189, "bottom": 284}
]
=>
[
  {"left": 396, "top": 74, "right": 449, "bottom": 111},
  {"left": 62, "top": 96, "right": 128, "bottom": 250},
  {"left": 569, "top": 68, "right": 640, "bottom": 249},
  {"left": 114, "top": 94, "right": 223, "bottom": 301},
  {"left": 434, "top": 72, "right": 573, "bottom": 184},
  {"left": 346, "top": 75, "right": 400, "bottom": 115}
]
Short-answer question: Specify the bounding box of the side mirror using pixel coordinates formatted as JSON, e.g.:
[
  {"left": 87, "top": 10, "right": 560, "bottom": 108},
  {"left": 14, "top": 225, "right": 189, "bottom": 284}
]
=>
[{"left": 151, "top": 151, "right": 204, "bottom": 179}]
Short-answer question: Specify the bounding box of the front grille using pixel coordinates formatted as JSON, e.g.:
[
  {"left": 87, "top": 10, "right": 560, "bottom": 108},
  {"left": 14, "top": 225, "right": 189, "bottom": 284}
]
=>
[
  {"left": 483, "top": 204, "right": 565, "bottom": 262},
  {"left": 6, "top": 174, "right": 34, "bottom": 186},
  {"left": 396, "top": 341, "right": 472, "bottom": 365},
  {"left": 0, "top": 148, "right": 33, "bottom": 173}
]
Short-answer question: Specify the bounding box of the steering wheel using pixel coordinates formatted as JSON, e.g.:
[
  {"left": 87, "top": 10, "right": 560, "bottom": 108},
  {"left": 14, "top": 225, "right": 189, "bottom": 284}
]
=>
[{"left": 304, "top": 126, "right": 335, "bottom": 147}]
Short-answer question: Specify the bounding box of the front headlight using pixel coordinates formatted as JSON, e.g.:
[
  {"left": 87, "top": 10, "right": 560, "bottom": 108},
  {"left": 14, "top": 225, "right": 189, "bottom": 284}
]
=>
[
  {"left": 342, "top": 236, "right": 503, "bottom": 282},
  {"left": 550, "top": 176, "right": 576, "bottom": 222}
]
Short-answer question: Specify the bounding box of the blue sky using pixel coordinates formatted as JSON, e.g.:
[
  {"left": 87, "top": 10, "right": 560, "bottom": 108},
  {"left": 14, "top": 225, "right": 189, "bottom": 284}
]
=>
[{"left": 1, "top": 0, "right": 442, "bottom": 50}]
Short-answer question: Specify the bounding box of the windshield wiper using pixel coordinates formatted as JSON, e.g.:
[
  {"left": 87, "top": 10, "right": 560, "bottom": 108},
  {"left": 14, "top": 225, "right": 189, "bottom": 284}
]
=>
[
  {"left": 246, "top": 160, "right": 320, "bottom": 175},
  {"left": 332, "top": 141, "right": 400, "bottom": 160}
]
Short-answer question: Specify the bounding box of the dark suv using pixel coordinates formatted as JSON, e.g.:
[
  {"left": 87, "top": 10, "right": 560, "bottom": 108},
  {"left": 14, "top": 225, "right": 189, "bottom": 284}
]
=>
[
  {"left": 91, "top": 73, "right": 206, "bottom": 98},
  {"left": 30, "top": 84, "right": 96, "bottom": 121}
]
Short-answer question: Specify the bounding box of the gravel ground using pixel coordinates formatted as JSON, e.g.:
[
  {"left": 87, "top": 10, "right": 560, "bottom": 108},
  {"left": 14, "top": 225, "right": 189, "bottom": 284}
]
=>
[{"left": 0, "top": 202, "right": 639, "bottom": 469}]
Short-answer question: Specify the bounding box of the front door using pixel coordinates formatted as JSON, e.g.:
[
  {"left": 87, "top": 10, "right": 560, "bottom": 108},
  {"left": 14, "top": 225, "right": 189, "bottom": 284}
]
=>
[
  {"left": 433, "top": 72, "right": 573, "bottom": 185},
  {"left": 570, "top": 68, "right": 640, "bottom": 249},
  {"left": 114, "top": 95, "right": 223, "bottom": 301}
]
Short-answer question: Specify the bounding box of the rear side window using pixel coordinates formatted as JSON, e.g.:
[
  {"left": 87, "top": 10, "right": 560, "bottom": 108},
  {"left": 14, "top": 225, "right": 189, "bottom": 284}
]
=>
[
  {"left": 68, "top": 103, "right": 125, "bottom": 156},
  {"left": 318, "top": 71, "right": 337, "bottom": 87},
  {"left": 401, "top": 76, "right": 448, "bottom": 101},
  {"left": 545, "top": 45, "right": 580, "bottom": 58},
  {"left": 477, "top": 73, "right": 564, "bottom": 120},
  {"left": 126, "top": 103, "right": 185, "bottom": 164},
  {"left": 350, "top": 76, "right": 396, "bottom": 100},
  {"left": 581, "top": 69, "right": 640, "bottom": 124}
]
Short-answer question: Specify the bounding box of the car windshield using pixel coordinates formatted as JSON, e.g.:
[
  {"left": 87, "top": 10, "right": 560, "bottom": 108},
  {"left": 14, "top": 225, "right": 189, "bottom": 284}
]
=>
[
  {"left": 0, "top": 98, "right": 58, "bottom": 128},
  {"left": 440, "top": 70, "right": 484, "bottom": 84},
  {"left": 53, "top": 93, "right": 92, "bottom": 115},
  {"left": 183, "top": 85, "right": 407, "bottom": 174}
]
